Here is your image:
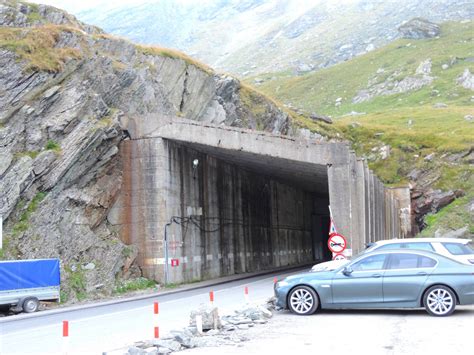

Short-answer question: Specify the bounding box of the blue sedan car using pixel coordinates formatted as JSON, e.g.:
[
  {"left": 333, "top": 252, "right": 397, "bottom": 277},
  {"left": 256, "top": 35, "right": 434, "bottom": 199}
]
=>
[{"left": 275, "top": 250, "right": 474, "bottom": 316}]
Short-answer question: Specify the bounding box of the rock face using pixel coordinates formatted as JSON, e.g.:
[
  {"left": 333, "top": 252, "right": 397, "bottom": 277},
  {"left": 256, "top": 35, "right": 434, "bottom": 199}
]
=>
[
  {"left": 457, "top": 68, "right": 474, "bottom": 91},
  {"left": 398, "top": 18, "right": 441, "bottom": 39},
  {"left": 0, "top": 2, "right": 291, "bottom": 302},
  {"left": 353, "top": 59, "right": 434, "bottom": 103}
]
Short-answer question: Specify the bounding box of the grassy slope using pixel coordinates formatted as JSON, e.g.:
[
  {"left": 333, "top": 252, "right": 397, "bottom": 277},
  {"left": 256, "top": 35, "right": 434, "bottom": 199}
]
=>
[{"left": 254, "top": 21, "right": 474, "bottom": 235}]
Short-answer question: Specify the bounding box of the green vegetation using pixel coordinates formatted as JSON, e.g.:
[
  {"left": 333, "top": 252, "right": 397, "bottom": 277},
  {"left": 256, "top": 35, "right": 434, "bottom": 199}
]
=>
[
  {"left": 114, "top": 277, "right": 157, "bottom": 294},
  {"left": 24, "top": 2, "right": 42, "bottom": 24},
  {"left": 121, "top": 245, "right": 134, "bottom": 258},
  {"left": 251, "top": 21, "right": 474, "bottom": 235},
  {"left": 0, "top": 25, "right": 82, "bottom": 72},
  {"left": 14, "top": 151, "right": 39, "bottom": 159},
  {"left": 11, "top": 192, "right": 47, "bottom": 237},
  {"left": 60, "top": 290, "right": 69, "bottom": 304},
  {"left": 65, "top": 265, "right": 87, "bottom": 301},
  {"left": 45, "top": 139, "right": 61, "bottom": 151},
  {"left": 421, "top": 193, "right": 474, "bottom": 236},
  {"left": 135, "top": 43, "right": 214, "bottom": 74},
  {"left": 240, "top": 83, "right": 341, "bottom": 138},
  {"left": 255, "top": 21, "right": 474, "bottom": 116}
]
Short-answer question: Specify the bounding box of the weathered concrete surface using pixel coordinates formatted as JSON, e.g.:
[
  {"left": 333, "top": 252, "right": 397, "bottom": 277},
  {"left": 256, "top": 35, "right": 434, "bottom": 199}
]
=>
[
  {"left": 110, "top": 138, "right": 323, "bottom": 282},
  {"left": 110, "top": 120, "right": 412, "bottom": 283}
]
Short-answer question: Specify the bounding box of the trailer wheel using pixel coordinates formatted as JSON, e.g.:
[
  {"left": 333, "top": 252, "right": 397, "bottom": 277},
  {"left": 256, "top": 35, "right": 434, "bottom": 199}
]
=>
[{"left": 22, "top": 297, "right": 39, "bottom": 313}]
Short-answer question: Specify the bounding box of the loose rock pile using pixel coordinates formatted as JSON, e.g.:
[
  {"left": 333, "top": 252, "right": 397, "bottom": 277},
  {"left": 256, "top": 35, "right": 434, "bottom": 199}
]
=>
[{"left": 125, "top": 302, "right": 273, "bottom": 354}]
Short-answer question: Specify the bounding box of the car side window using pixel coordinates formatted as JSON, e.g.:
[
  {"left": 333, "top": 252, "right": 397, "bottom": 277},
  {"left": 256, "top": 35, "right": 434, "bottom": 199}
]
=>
[
  {"left": 351, "top": 254, "right": 386, "bottom": 271},
  {"left": 418, "top": 255, "right": 436, "bottom": 268},
  {"left": 376, "top": 243, "right": 404, "bottom": 250},
  {"left": 388, "top": 254, "right": 436, "bottom": 269},
  {"left": 404, "top": 243, "right": 434, "bottom": 251},
  {"left": 442, "top": 242, "right": 474, "bottom": 255}
]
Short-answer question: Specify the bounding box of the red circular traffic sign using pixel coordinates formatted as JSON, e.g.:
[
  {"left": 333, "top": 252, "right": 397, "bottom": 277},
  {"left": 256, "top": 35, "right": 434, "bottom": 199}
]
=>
[
  {"left": 332, "top": 253, "right": 347, "bottom": 261},
  {"left": 328, "top": 234, "right": 347, "bottom": 254}
]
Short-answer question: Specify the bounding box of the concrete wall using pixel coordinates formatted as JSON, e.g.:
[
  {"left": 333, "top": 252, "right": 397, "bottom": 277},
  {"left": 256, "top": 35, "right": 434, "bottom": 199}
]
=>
[
  {"left": 110, "top": 120, "right": 413, "bottom": 283},
  {"left": 328, "top": 154, "right": 413, "bottom": 256},
  {"left": 112, "top": 138, "right": 328, "bottom": 283}
]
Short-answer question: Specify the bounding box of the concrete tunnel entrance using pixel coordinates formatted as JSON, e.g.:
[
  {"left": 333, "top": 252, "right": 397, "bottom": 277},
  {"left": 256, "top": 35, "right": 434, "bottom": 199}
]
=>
[
  {"left": 109, "top": 119, "right": 412, "bottom": 284},
  {"left": 160, "top": 140, "right": 333, "bottom": 283}
]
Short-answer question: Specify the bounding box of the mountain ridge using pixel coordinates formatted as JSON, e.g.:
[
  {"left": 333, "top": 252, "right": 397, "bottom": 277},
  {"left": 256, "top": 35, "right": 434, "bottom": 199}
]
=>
[{"left": 75, "top": 0, "right": 474, "bottom": 76}]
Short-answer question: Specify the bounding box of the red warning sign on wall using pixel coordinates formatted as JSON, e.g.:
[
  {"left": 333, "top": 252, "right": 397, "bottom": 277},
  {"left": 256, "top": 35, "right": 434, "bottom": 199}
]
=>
[{"left": 171, "top": 259, "right": 180, "bottom": 267}]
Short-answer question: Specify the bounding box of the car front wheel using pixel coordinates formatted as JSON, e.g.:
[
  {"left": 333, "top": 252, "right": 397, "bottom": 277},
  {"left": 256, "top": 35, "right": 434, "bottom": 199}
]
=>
[
  {"left": 288, "top": 286, "right": 318, "bottom": 315},
  {"left": 423, "top": 285, "right": 456, "bottom": 317}
]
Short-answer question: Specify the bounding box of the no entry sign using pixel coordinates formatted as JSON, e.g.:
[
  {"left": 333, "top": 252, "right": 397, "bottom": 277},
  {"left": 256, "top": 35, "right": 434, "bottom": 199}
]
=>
[{"left": 328, "top": 234, "right": 347, "bottom": 254}]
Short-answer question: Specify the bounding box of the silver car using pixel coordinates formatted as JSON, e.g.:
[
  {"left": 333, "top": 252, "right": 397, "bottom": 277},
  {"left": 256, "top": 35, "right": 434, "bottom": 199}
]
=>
[
  {"left": 311, "top": 237, "right": 474, "bottom": 272},
  {"left": 275, "top": 250, "right": 474, "bottom": 316}
]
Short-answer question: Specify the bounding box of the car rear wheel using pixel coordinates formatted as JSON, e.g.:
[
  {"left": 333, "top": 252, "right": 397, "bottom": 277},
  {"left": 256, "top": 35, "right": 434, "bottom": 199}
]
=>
[
  {"left": 22, "top": 297, "right": 40, "bottom": 313},
  {"left": 423, "top": 285, "right": 456, "bottom": 317},
  {"left": 288, "top": 286, "right": 318, "bottom": 315}
]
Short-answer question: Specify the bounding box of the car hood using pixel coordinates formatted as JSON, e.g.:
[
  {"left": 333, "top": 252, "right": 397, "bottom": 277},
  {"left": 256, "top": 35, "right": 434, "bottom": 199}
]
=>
[
  {"left": 282, "top": 270, "right": 335, "bottom": 284},
  {"left": 311, "top": 259, "right": 350, "bottom": 272}
]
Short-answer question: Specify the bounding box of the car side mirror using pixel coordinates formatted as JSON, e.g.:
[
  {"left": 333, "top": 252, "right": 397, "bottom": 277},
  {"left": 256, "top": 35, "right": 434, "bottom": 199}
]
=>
[{"left": 342, "top": 266, "right": 353, "bottom": 276}]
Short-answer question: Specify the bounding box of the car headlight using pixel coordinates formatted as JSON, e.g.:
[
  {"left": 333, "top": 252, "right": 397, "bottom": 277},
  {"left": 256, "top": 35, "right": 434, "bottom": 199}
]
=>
[{"left": 276, "top": 281, "right": 289, "bottom": 288}]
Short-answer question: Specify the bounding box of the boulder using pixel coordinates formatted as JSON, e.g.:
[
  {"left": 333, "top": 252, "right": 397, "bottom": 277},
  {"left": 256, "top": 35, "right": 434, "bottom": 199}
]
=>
[
  {"left": 151, "top": 340, "right": 181, "bottom": 352},
  {"left": 398, "top": 18, "right": 440, "bottom": 39},
  {"left": 457, "top": 69, "right": 474, "bottom": 91},
  {"left": 310, "top": 112, "right": 333, "bottom": 124},
  {"left": 189, "top": 304, "right": 221, "bottom": 331},
  {"left": 416, "top": 59, "right": 432, "bottom": 75},
  {"left": 434, "top": 226, "right": 469, "bottom": 239}
]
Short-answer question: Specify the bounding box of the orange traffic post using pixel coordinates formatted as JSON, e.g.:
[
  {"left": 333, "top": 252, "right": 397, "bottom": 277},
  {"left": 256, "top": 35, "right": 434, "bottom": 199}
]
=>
[
  {"left": 153, "top": 302, "right": 159, "bottom": 339},
  {"left": 62, "top": 320, "right": 69, "bottom": 355},
  {"left": 209, "top": 290, "right": 214, "bottom": 305},
  {"left": 62, "top": 321, "right": 69, "bottom": 337},
  {"left": 244, "top": 286, "right": 249, "bottom": 303}
]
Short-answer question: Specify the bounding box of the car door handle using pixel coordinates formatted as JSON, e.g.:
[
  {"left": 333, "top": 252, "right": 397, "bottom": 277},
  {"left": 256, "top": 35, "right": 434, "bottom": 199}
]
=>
[
  {"left": 372, "top": 274, "right": 382, "bottom": 278},
  {"left": 417, "top": 272, "right": 427, "bottom": 276}
]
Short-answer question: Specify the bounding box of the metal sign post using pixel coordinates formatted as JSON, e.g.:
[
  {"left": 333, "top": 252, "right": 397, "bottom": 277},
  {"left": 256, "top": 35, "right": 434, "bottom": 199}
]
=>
[{"left": 163, "top": 221, "right": 172, "bottom": 286}]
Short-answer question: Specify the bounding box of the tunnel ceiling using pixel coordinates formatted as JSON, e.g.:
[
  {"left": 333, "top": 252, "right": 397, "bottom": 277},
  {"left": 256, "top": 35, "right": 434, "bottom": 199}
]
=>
[{"left": 172, "top": 140, "right": 329, "bottom": 194}]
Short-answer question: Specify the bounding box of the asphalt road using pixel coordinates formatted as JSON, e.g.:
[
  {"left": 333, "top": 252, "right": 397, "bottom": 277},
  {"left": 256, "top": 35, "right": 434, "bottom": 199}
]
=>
[
  {"left": 184, "top": 305, "right": 474, "bottom": 355},
  {"left": 0, "top": 268, "right": 305, "bottom": 354}
]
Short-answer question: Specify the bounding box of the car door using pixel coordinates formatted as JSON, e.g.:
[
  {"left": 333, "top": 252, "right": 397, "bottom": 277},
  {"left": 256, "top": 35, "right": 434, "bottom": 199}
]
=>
[
  {"left": 331, "top": 253, "right": 388, "bottom": 306},
  {"left": 383, "top": 252, "right": 436, "bottom": 305}
]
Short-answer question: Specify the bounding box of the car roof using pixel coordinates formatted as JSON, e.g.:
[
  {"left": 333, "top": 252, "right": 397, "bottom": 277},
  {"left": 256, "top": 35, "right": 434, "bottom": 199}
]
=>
[
  {"left": 373, "top": 237, "right": 472, "bottom": 245},
  {"left": 363, "top": 248, "right": 469, "bottom": 264}
]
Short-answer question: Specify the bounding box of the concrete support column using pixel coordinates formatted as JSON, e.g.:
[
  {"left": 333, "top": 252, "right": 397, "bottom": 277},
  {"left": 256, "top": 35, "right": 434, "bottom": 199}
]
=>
[
  {"left": 353, "top": 157, "right": 367, "bottom": 254},
  {"left": 328, "top": 163, "right": 352, "bottom": 249},
  {"left": 363, "top": 160, "right": 371, "bottom": 246},
  {"left": 369, "top": 172, "right": 376, "bottom": 242}
]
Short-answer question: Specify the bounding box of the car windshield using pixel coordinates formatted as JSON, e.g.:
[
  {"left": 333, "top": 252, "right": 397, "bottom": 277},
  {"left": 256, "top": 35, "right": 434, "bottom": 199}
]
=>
[{"left": 442, "top": 242, "right": 474, "bottom": 255}]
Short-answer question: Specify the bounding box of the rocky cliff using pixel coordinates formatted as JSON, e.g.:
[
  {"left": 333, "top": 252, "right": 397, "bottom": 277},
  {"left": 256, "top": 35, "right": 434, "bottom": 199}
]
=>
[{"left": 0, "top": 1, "right": 299, "bottom": 302}]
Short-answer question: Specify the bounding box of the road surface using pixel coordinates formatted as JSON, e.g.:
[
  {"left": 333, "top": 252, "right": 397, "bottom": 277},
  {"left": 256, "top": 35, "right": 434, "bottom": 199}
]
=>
[
  {"left": 184, "top": 305, "right": 474, "bottom": 355},
  {"left": 0, "top": 268, "right": 303, "bottom": 354}
]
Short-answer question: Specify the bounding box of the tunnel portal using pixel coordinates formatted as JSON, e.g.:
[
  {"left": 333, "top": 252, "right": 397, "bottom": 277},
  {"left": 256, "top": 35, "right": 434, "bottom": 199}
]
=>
[{"left": 109, "top": 119, "right": 411, "bottom": 283}]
